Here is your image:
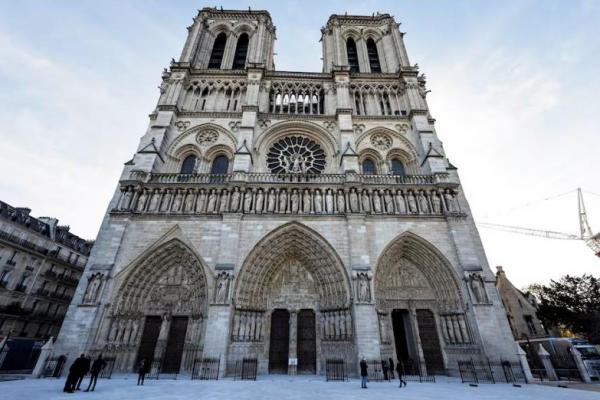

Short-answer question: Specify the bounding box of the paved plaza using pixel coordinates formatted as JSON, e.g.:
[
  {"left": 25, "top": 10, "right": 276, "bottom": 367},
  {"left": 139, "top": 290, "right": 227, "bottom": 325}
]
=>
[{"left": 2, "top": 376, "right": 599, "bottom": 400}]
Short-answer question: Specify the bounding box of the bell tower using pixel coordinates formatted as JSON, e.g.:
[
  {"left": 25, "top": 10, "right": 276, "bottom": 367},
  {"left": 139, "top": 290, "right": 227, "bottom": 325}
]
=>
[
  {"left": 179, "top": 7, "right": 276, "bottom": 70},
  {"left": 321, "top": 13, "right": 411, "bottom": 73}
]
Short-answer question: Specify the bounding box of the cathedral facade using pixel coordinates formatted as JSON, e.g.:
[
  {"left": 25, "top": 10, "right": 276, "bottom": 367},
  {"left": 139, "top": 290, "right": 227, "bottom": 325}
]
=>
[{"left": 54, "top": 8, "right": 517, "bottom": 377}]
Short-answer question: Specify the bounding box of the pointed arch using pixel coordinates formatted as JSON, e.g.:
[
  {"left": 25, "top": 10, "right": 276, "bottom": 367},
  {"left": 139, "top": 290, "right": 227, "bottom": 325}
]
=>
[
  {"left": 366, "top": 38, "right": 381, "bottom": 73},
  {"left": 346, "top": 38, "right": 359, "bottom": 73},
  {"left": 234, "top": 222, "right": 351, "bottom": 310},
  {"left": 232, "top": 33, "right": 249, "bottom": 70},
  {"left": 374, "top": 231, "right": 463, "bottom": 312},
  {"left": 113, "top": 238, "right": 209, "bottom": 317},
  {"left": 208, "top": 32, "right": 227, "bottom": 69}
]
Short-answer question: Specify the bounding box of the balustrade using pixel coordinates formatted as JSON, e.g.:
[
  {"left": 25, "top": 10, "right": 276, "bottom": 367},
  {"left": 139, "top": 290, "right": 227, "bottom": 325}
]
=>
[{"left": 115, "top": 172, "right": 461, "bottom": 217}]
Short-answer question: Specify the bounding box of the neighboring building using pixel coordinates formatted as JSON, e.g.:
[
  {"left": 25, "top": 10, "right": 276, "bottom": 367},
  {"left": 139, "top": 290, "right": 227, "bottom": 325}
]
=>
[
  {"left": 54, "top": 8, "right": 517, "bottom": 377},
  {"left": 495, "top": 266, "right": 548, "bottom": 340},
  {"left": 0, "top": 201, "right": 92, "bottom": 340}
]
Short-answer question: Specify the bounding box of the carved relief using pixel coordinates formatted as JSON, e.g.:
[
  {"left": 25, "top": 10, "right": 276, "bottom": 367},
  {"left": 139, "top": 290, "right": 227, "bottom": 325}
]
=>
[
  {"left": 83, "top": 272, "right": 105, "bottom": 304},
  {"left": 196, "top": 129, "right": 219, "bottom": 146},
  {"left": 353, "top": 271, "right": 372, "bottom": 303},
  {"left": 466, "top": 272, "right": 489, "bottom": 304},
  {"left": 214, "top": 271, "right": 233, "bottom": 304},
  {"left": 370, "top": 133, "right": 392, "bottom": 150}
]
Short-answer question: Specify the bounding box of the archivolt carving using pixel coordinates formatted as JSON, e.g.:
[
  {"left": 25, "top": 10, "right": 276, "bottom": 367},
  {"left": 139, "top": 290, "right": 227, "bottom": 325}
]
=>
[
  {"left": 234, "top": 222, "right": 351, "bottom": 310},
  {"left": 374, "top": 232, "right": 463, "bottom": 313},
  {"left": 112, "top": 239, "right": 209, "bottom": 317}
]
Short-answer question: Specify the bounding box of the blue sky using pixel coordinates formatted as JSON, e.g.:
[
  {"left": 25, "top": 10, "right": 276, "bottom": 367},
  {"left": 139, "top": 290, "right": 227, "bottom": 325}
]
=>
[{"left": 1, "top": 1, "right": 599, "bottom": 288}]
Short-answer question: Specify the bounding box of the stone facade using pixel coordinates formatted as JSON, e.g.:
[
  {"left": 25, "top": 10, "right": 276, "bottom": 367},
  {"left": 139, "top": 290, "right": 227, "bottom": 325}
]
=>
[
  {"left": 495, "top": 266, "right": 549, "bottom": 340},
  {"left": 54, "top": 9, "right": 517, "bottom": 377},
  {"left": 0, "top": 200, "right": 92, "bottom": 340}
]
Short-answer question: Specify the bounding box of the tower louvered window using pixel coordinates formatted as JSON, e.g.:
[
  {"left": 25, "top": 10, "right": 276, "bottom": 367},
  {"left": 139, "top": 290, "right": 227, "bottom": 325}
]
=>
[
  {"left": 208, "top": 33, "right": 227, "bottom": 69},
  {"left": 232, "top": 33, "right": 249, "bottom": 70},
  {"left": 366, "top": 38, "right": 381, "bottom": 73},
  {"left": 346, "top": 38, "right": 359, "bottom": 73}
]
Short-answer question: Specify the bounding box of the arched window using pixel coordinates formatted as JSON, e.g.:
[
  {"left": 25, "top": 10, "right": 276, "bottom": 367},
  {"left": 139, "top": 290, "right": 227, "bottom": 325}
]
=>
[
  {"left": 362, "top": 158, "right": 377, "bottom": 175},
  {"left": 211, "top": 155, "right": 229, "bottom": 174},
  {"left": 180, "top": 155, "right": 197, "bottom": 174},
  {"left": 391, "top": 159, "right": 405, "bottom": 176},
  {"left": 346, "top": 38, "right": 359, "bottom": 73},
  {"left": 232, "top": 33, "right": 249, "bottom": 70},
  {"left": 366, "top": 38, "right": 381, "bottom": 73},
  {"left": 208, "top": 32, "right": 227, "bottom": 69}
]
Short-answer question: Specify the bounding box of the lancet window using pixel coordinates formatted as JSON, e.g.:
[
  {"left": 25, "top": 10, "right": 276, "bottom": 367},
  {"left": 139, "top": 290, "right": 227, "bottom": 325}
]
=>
[
  {"left": 366, "top": 38, "right": 381, "bottom": 73},
  {"left": 208, "top": 32, "right": 227, "bottom": 69},
  {"left": 269, "top": 81, "right": 324, "bottom": 115},
  {"left": 232, "top": 33, "right": 249, "bottom": 70},
  {"left": 346, "top": 38, "right": 359, "bottom": 73}
]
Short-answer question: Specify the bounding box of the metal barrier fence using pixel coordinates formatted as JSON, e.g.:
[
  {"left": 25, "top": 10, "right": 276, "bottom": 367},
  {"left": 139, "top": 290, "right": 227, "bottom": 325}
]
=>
[
  {"left": 191, "top": 357, "right": 220, "bottom": 380},
  {"left": 550, "top": 354, "right": 581, "bottom": 381},
  {"left": 143, "top": 359, "right": 177, "bottom": 380},
  {"left": 230, "top": 358, "right": 258, "bottom": 380},
  {"left": 325, "top": 359, "right": 347, "bottom": 381},
  {"left": 397, "top": 360, "right": 436, "bottom": 383},
  {"left": 458, "top": 359, "right": 527, "bottom": 384},
  {"left": 366, "top": 360, "right": 384, "bottom": 381},
  {"left": 42, "top": 355, "right": 66, "bottom": 378}
]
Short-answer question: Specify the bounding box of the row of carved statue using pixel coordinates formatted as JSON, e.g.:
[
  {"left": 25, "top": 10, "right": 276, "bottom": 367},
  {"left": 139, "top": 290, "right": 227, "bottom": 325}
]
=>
[
  {"left": 439, "top": 313, "right": 473, "bottom": 345},
  {"left": 116, "top": 185, "right": 461, "bottom": 216},
  {"left": 104, "top": 314, "right": 204, "bottom": 347}
]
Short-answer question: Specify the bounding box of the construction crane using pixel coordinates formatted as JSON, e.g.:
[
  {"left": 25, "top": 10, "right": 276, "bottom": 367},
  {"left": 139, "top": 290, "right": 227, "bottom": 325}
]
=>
[{"left": 478, "top": 188, "right": 600, "bottom": 258}]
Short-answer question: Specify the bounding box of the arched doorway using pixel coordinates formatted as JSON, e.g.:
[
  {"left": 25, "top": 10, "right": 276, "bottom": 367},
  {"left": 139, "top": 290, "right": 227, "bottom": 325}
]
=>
[
  {"left": 230, "top": 222, "right": 354, "bottom": 375},
  {"left": 95, "top": 239, "right": 209, "bottom": 373},
  {"left": 374, "top": 233, "right": 472, "bottom": 375}
]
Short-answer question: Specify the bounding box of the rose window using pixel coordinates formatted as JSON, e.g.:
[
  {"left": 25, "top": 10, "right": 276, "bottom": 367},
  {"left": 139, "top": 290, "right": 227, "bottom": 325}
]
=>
[
  {"left": 370, "top": 133, "right": 392, "bottom": 150},
  {"left": 266, "top": 136, "right": 326, "bottom": 174}
]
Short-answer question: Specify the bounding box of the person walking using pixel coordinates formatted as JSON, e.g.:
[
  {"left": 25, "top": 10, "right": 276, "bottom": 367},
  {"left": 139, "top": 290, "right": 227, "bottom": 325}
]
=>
[
  {"left": 85, "top": 354, "right": 107, "bottom": 392},
  {"left": 63, "top": 354, "right": 85, "bottom": 393},
  {"left": 75, "top": 354, "right": 90, "bottom": 390},
  {"left": 359, "top": 357, "right": 368, "bottom": 389},
  {"left": 381, "top": 359, "right": 389, "bottom": 381},
  {"left": 396, "top": 360, "right": 407, "bottom": 388},
  {"left": 388, "top": 357, "right": 395, "bottom": 380},
  {"left": 137, "top": 358, "right": 147, "bottom": 386}
]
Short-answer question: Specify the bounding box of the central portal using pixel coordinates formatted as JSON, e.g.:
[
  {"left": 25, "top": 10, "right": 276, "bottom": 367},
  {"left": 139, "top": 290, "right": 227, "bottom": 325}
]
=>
[
  {"left": 297, "top": 309, "right": 316, "bottom": 374},
  {"left": 268, "top": 309, "right": 290, "bottom": 373}
]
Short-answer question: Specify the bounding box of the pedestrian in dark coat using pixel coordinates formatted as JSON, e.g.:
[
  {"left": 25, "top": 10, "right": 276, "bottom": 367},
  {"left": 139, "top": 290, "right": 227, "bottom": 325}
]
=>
[
  {"left": 63, "top": 354, "right": 85, "bottom": 393},
  {"left": 137, "top": 358, "right": 147, "bottom": 386},
  {"left": 85, "top": 354, "right": 107, "bottom": 392},
  {"left": 359, "top": 357, "right": 368, "bottom": 388},
  {"left": 388, "top": 357, "right": 395, "bottom": 379},
  {"left": 396, "top": 360, "right": 407, "bottom": 387},
  {"left": 75, "top": 354, "right": 90, "bottom": 390},
  {"left": 381, "top": 359, "right": 389, "bottom": 381}
]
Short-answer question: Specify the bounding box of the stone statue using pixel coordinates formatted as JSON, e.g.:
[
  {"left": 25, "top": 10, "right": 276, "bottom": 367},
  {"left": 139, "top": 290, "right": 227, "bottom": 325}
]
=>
[
  {"left": 207, "top": 189, "right": 217, "bottom": 213},
  {"left": 243, "top": 189, "right": 253, "bottom": 213},
  {"left": 278, "top": 189, "right": 288, "bottom": 213},
  {"left": 171, "top": 190, "right": 183, "bottom": 212},
  {"left": 418, "top": 191, "right": 429, "bottom": 214},
  {"left": 407, "top": 191, "right": 418, "bottom": 213},
  {"left": 349, "top": 189, "right": 359, "bottom": 212},
  {"left": 119, "top": 188, "right": 132, "bottom": 210},
  {"left": 314, "top": 190, "right": 323, "bottom": 214},
  {"left": 196, "top": 189, "right": 206, "bottom": 213},
  {"left": 302, "top": 190, "right": 311, "bottom": 213},
  {"left": 395, "top": 190, "right": 406, "bottom": 214},
  {"left": 148, "top": 189, "right": 160, "bottom": 212},
  {"left": 444, "top": 190, "right": 457, "bottom": 212},
  {"left": 219, "top": 189, "right": 229, "bottom": 213},
  {"left": 160, "top": 190, "right": 171, "bottom": 212},
  {"left": 373, "top": 191, "right": 382, "bottom": 213},
  {"left": 83, "top": 273, "right": 102, "bottom": 304},
  {"left": 230, "top": 188, "right": 241, "bottom": 212},
  {"left": 361, "top": 190, "right": 371, "bottom": 213},
  {"left": 215, "top": 275, "right": 228, "bottom": 303},
  {"left": 469, "top": 273, "right": 488, "bottom": 303},
  {"left": 184, "top": 190, "right": 195, "bottom": 212},
  {"left": 267, "top": 189, "right": 276, "bottom": 212},
  {"left": 337, "top": 190, "right": 346, "bottom": 213},
  {"left": 358, "top": 275, "right": 370, "bottom": 302},
  {"left": 325, "top": 190, "right": 334, "bottom": 213},
  {"left": 255, "top": 189, "right": 264, "bottom": 213},
  {"left": 384, "top": 190, "right": 394, "bottom": 213},
  {"left": 431, "top": 191, "right": 442, "bottom": 214},
  {"left": 291, "top": 190, "right": 299, "bottom": 213},
  {"left": 136, "top": 190, "right": 148, "bottom": 212}
]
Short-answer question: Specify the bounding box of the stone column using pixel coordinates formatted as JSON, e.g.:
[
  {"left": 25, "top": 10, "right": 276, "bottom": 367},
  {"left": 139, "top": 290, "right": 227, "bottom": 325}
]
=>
[
  {"left": 154, "top": 315, "right": 171, "bottom": 361},
  {"left": 571, "top": 348, "right": 592, "bottom": 383},
  {"left": 202, "top": 304, "right": 231, "bottom": 378},
  {"left": 538, "top": 346, "right": 558, "bottom": 381},
  {"left": 288, "top": 310, "right": 298, "bottom": 375},
  {"left": 516, "top": 344, "right": 533, "bottom": 383},
  {"left": 409, "top": 308, "right": 428, "bottom": 375},
  {"left": 32, "top": 337, "right": 54, "bottom": 378}
]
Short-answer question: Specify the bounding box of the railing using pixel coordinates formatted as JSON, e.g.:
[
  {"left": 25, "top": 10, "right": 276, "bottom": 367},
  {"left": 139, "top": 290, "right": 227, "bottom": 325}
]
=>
[
  {"left": 325, "top": 359, "right": 347, "bottom": 381},
  {"left": 457, "top": 359, "right": 527, "bottom": 384},
  {"left": 191, "top": 357, "right": 220, "bottom": 380},
  {"left": 143, "top": 172, "right": 449, "bottom": 186}
]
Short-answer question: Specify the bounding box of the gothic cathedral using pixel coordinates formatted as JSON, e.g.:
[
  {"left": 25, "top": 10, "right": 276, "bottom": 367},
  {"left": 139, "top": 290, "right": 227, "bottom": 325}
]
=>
[{"left": 55, "top": 8, "right": 517, "bottom": 377}]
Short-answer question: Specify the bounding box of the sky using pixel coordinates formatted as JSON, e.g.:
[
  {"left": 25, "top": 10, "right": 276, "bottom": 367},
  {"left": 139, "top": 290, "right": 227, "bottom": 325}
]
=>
[{"left": 0, "top": 0, "right": 599, "bottom": 289}]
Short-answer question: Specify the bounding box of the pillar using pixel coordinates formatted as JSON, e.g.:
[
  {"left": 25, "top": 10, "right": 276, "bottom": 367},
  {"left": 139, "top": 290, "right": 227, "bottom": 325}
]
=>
[
  {"left": 516, "top": 344, "right": 533, "bottom": 383},
  {"left": 32, "top": 337, "right": 54, "bottom": 378},
  {"left": 571, "top": 348, "right": 592, "bottom": 383},
  {"left": 288, "top": 310, "right": 298, "bottom": 375},
  {"left": 538, "top": 346, "right": 558, "bottom": 381}
]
